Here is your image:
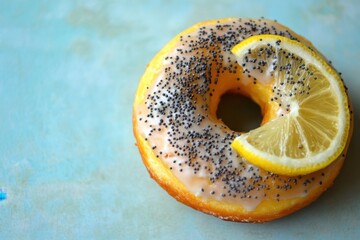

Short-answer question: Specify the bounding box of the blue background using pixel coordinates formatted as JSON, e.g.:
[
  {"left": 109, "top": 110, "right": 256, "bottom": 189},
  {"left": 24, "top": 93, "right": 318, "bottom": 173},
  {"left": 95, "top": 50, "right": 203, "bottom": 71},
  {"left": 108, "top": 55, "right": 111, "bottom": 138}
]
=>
[{"left": 0, "top": 0, "right": 359, "bottom": 239}]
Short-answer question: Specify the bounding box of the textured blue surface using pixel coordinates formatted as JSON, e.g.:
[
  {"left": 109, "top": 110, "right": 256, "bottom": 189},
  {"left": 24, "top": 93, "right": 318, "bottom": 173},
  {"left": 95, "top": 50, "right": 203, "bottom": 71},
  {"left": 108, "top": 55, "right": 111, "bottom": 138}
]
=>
[{"left": 0, "top": 0, "right": 359, "bottom": 239}]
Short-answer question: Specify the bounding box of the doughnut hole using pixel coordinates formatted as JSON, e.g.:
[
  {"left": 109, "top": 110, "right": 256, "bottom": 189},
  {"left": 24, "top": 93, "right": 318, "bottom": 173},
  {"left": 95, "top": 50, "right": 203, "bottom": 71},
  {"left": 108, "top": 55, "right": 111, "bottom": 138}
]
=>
[
  {"left": 209, "top": 68, "right": 278, "bottom": 133},
  {"left": 216, "top": 92, "right": 262, "bottom": 132}
]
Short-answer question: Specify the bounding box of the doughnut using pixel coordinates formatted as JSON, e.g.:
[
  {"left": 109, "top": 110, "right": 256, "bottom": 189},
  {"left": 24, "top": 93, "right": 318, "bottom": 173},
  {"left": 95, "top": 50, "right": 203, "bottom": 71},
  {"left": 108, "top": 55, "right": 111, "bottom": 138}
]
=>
[{"left": 133, "top": 18, "right": 352, "bottom": 222}]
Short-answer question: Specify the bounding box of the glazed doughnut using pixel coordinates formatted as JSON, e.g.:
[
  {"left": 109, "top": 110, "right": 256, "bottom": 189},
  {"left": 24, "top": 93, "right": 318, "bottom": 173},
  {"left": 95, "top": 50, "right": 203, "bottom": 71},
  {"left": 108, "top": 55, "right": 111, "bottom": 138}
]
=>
[{"left": 133, "top": 18, "right": 352, "bottom": 222}]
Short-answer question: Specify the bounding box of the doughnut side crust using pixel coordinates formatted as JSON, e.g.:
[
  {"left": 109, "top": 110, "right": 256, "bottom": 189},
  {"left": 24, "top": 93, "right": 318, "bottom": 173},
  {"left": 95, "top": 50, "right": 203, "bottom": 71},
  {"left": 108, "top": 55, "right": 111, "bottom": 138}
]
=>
[{"left": 133, "top": 18, "right": 352, "bottom": 222}]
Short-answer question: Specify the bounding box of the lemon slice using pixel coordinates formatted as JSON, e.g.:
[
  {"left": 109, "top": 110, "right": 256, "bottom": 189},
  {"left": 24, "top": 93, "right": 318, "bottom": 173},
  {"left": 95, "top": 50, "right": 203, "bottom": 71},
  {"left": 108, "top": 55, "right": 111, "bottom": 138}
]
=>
[{"left": 231, "top": 35, "right": 350, "bottom": 176}]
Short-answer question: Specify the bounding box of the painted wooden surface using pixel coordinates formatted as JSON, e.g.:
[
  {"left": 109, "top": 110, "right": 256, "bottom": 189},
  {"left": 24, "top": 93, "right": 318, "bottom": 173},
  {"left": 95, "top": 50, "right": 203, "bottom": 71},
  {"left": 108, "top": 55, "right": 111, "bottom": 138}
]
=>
[{"left": 0, "top": 0, "right": 359, "bottom": 239}]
